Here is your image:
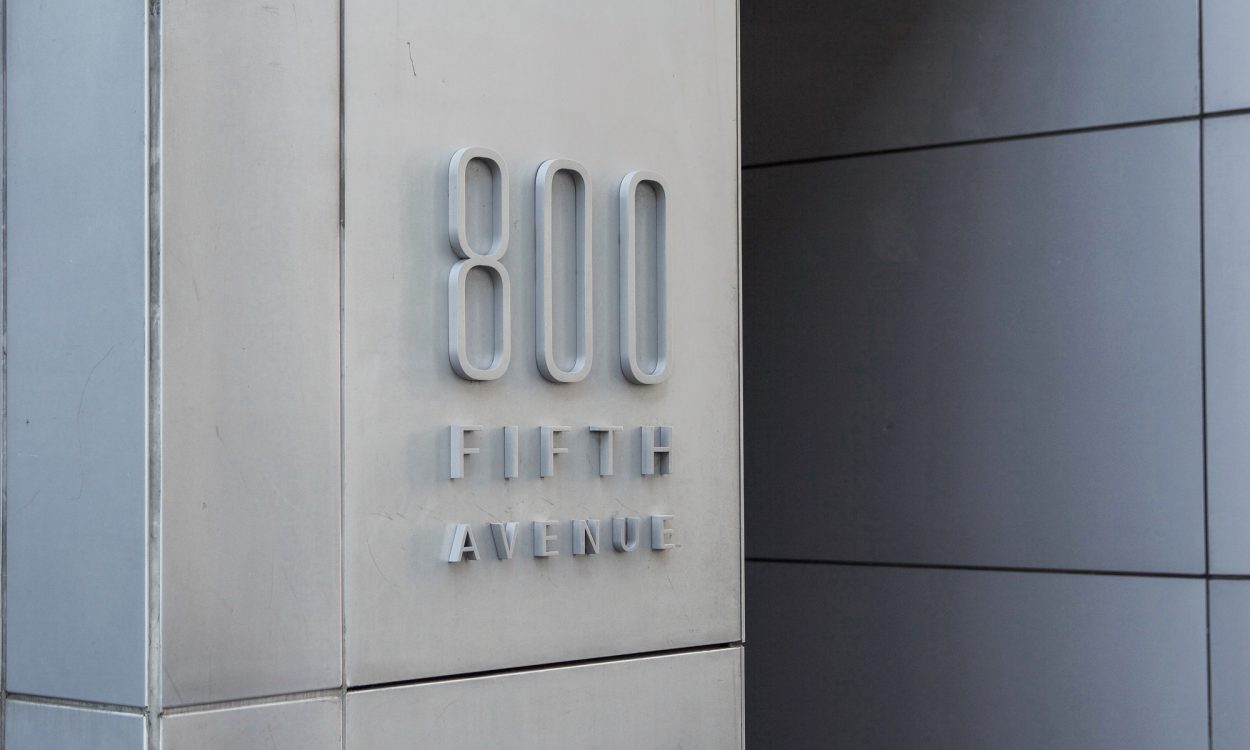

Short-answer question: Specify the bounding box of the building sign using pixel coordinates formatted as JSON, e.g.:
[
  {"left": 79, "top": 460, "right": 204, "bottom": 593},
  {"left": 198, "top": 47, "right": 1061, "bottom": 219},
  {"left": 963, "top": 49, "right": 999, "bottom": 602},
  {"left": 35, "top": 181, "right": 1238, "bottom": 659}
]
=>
[
  {"left": 441, "top": 147, "right": 680, "bottom": 564},
  {"left": 342, "top": 0, "right": 740, "bottom": 686}
]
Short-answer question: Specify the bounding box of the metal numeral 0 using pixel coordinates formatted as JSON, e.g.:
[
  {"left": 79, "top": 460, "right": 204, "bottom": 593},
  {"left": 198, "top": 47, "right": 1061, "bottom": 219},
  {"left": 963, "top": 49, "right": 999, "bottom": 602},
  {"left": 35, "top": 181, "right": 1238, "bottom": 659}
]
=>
[
  {"left": 618, "top": 171, "right": 670, "bottom": 385},
  {"left": 535, "top": 159, "right": 593, "bottom": 383},
  {"left": 448, "top": 147, "right": 511, "bottom": 381}
]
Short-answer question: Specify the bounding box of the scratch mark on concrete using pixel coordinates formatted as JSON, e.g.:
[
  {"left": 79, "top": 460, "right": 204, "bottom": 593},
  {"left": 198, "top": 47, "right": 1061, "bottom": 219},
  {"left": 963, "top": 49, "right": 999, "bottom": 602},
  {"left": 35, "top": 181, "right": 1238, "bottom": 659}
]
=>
[
  {"left": 164, "top": 664, "right": 186, "bottom": 704},
  {"left": 368, "top": 538, "right": 399, "bottom": 588}
]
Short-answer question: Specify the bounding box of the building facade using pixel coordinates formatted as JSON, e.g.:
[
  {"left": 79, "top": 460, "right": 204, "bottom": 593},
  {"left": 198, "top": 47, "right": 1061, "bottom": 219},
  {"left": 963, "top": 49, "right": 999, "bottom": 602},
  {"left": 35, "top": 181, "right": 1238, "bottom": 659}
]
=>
[
  {"left": 744, "top": 1, "right": 1250, "bottom": 748},
  {"left": 5, "top": 0, "right": 742, "bottom": 746},
  {"left": 7, "top": 1, "right": 1250, "bottom": 748}
]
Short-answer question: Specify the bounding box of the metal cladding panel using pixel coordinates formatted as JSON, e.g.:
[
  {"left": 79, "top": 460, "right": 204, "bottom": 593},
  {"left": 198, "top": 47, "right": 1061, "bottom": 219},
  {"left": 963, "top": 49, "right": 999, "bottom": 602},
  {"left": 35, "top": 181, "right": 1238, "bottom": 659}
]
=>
[
  {"left": 341, "top": 1, "right": 741, "bottom": 684},
  {"left": 1204, "top": 114, "right": 1250, "bottom": 574},
  {"left": 5, "top": 701, "right": 145, "bottom": 750},
  {"left": 345, "top": 647, "right": 744, "bottom": 749},
  {"left": 1211, "top": 581, "right": 1250, "bottom": 750},
  {"left": 742, "top": 0, "right": 1199, "bottom": 163},
  {"left": 746, "top": 563, "right": 1208, "bottom": 749},
  {"left": 1203, "top": 0, "right": 1250, "bottom": 112},
  {"left": 4, "top": 0, "right": 148, "bottom": 705},
  {"left": 160, "top": 0, "right": 342, "bottom": 704},
  {"left": 161, "top": 697, "right": 342, "bottom": 750},
  {"left": 744, "top": 123, "right": 1204, "bottom": 574}
]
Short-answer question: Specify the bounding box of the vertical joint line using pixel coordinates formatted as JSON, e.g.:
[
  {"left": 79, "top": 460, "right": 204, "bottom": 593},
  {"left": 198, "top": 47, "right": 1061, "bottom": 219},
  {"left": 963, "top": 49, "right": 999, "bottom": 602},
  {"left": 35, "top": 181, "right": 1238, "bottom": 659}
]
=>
[
  {"left": 1198, "top": 4, "right": 1213, "bottom": 749},
  {"left": 146, "top": 0, "right": 164, "bottom": 747},
  {"left": 1, "top": 0, "right": 10, "bottom": 734},
  {"left": 337, "top": 0, "right": 348, "bottom": 747}
]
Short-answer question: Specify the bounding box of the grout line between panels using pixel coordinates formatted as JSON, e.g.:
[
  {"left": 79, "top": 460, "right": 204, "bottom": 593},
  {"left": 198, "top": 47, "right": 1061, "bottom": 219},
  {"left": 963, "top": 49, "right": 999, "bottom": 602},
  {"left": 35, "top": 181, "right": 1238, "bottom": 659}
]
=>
[
  {"left": 1, "top": 0, "right": 8, "bottom": 736},
  {"left": 741, "top": 111, "right": 1250, "bottom": 171},
  {"left": 5, "top": 693, "right": 148, "bottom": 717},
  {"left": 157, "top": 643, "right": 744, "bottom": 717},
  {"left": 337, "top": 0, "right": 347, "bottom": 745},
  {"left": 1200, "top": 0, "right": 1210, "bottom": 582},
  {"left": 160, "top": 688, "right": 343, "bottom": 718},
  {"left": 1202, "top": 106, "right": 1250, "bottom": 120},
  {"left": 746, "top": 557, "right": 1210, "bottom": 580},
  {"left": 1199, "top": 3, "right": 1215, "bottom": 747},
  {"left": 145, "top": 0, "right": 165, "bottom": 746}
]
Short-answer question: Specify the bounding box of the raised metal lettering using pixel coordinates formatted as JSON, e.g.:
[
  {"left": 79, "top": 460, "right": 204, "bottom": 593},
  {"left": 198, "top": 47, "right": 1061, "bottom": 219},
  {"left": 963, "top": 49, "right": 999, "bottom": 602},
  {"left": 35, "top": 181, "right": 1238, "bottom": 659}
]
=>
[
  {"left": 640, "top": 425, "right": 673, "bottom": 475},
  {"left": 535, "top": 159, "right": 593, "bottom": 383},
  {"left": 619, "top": 171, "right": 670, "bottom": 385},
  {"left": 572, "top": 519, "right": 601, "bottom": 555},
  {"left": 448, "top": 146, "right": 511, "bottom": 381},
  {"left": 589, "top": 425, "right": 623, "bottom": 477},
  {"left": 612, "top": 516, "right": 642, "bottom": 552},
  {"left": 650, "top": 515, "right": 675, "bottom": 550},
  {"left": 540, "top": 425, "right": 570, "bottom": 478},
  {"left": 533, "top": 520, "right": 560, "bottom": 557},
  {"left": 490, "top": 521, "right": 520, "bottom": 560},
  {"left": 448, "top": 523, "right": 481, "bottom": 562},
  {"left": 503, "top": 425, "right": 519, "bottom": 479},
  {"left": 449, "top": 424, "right": 483, "bottom": 479}
]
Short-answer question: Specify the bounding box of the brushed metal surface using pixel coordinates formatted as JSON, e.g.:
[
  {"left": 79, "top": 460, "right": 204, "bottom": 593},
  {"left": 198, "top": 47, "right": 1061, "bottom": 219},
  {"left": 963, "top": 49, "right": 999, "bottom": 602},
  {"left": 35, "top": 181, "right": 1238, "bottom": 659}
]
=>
[
  {"left": 159, "top": 0, "right": 342, "bottom": 705},
  {"left": 1203, "top": 114, "right": 1250, "bottom": 574},
  {"left": 745, "top": 123, "right": 1203, "bottom": 573},
  {"left": 742, "top": 0, "right": 1199, "bottom": 163},
  {"left": 4, "top": 0, "right": 148, "bottom": 706},
  {"left": 346, "top": 647, "right": 744, "bottom": 750},
  {"left": 161, "top": 697, "right": 341, "bottom": 750},
  {"left": 1203, "top": 0, "right": 1250, "bottom": 112},
  {"left": 746, "top": 562, "right": 1208, "bottom": 749},
  {"left": 343, "top": 0, "right": 741, "bottom": 685},
  {"left": 5, "top": 701, "right": 145, "bottom": 750}
]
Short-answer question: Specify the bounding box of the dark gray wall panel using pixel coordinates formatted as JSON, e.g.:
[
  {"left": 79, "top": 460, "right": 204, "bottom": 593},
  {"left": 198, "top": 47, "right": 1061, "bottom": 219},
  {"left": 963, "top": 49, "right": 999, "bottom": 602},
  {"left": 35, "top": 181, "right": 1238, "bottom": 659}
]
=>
[
  {"left": 741, "top": 0, "right": 1199, "bottom": 164},
  {"left": 5, "top": 701, "right": 145, "bottom": 750},
  {"left": 745, "top": 562, "right": 1208, "bottom": 750},
  {"left": 1204, "top": 114, "right": 1250, "bottom": 574},
  {"left": 1211, "top": 581, "right": 1250, "bottom": 750},
  {"left": 1203, "top": 0, "right": 1250, "bottom": 112},
  {"left": 4, "top": 0, "right": 148, "bottom": 705},
  {"left": 744, "top": 123, "right": 1203, "bottom": 573}
]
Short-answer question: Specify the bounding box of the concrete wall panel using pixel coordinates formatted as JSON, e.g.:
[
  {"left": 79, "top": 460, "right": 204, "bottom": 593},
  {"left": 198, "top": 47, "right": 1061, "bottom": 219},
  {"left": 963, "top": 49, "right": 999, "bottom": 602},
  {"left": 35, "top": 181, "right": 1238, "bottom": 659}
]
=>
[
  {"left": 4, "top": 0, "right": 148, "bottom": 706},
  {"left": 5, "top": 701, "right": 145, "bottom": 750},
  {"left": 159, "top": 0, "right": 342, "bottom": 705},
  {"left": 342, "top": 0, "right": 741, "bottom": 686},
  {"left": 162, "top": 697, "right": 341, "bottom": 750},
  {"left": 346, "top": 648, "right": 743, "bottom": 750}
]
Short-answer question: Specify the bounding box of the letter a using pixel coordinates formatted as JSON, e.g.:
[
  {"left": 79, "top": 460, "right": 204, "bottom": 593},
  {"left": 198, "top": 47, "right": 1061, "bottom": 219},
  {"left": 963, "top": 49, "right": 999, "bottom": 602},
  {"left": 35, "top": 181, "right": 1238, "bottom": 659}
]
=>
[{"left": 448, "top": 523, "right": 481, "bottom": 562}]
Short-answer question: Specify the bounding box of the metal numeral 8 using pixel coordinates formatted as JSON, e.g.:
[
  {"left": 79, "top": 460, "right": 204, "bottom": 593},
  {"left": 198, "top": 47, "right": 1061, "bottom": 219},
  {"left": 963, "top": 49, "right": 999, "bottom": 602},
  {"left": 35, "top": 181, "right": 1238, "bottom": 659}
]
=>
[{"left": 448, "top": 146, "right": 512, "bottom": 381}]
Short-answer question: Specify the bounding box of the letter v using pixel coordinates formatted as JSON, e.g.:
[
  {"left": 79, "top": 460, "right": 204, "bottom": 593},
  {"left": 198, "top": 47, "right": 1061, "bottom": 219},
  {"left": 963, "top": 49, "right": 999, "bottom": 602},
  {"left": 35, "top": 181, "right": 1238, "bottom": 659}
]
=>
[{"left": 490, "top": 521, "right": 520, "bottom": 560}]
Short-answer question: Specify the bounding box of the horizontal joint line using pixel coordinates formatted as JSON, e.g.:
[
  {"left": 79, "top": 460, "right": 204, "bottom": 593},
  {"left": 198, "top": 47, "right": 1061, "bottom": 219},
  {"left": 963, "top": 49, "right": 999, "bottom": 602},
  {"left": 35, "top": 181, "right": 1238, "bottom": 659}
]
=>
[
  {"left": 742, "top": 113, "right": 1208, "bottom": 169},
  {"left": 746, "top": 557, "right": 1206, "bottom": 580}
]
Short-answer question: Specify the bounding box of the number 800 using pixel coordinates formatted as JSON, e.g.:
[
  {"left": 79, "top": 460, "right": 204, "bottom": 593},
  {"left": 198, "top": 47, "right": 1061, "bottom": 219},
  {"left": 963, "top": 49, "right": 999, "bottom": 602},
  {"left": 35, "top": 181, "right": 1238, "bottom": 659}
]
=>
[{"left": 446, "top": 146, "right": 669, "bottom": 387}]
